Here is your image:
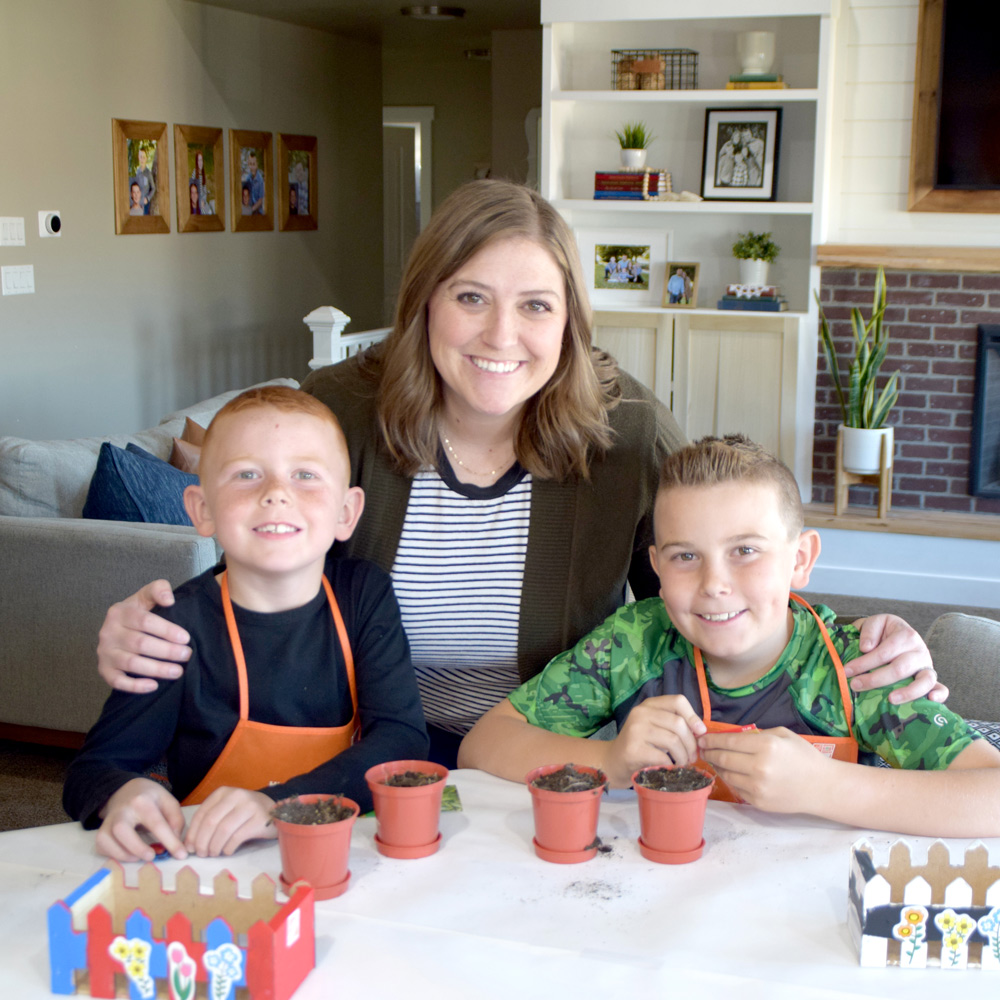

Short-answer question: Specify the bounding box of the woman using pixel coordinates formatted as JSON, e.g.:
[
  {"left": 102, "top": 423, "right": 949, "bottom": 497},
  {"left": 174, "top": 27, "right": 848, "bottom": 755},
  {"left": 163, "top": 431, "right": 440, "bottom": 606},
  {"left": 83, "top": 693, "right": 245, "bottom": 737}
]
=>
[
  {"left": 190, "top": 149, "right": 210, "bottom": 215},
  {"left": 97, "top": 180, "right": 942, "bottom": 767}
]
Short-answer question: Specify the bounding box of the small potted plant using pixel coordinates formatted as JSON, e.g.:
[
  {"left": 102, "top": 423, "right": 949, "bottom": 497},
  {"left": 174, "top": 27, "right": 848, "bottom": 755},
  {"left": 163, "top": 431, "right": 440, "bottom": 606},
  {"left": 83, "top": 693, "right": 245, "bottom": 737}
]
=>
[
  {"left": 631, "top": 765, "right": 715, "bottom": 864},
  {"left": 731, "top": 230, "right": 780, "bottom": 287},
  {"left": 271, "top": 793, "right": 360, "bottom": 900},
  {"left": 614, "top": 120, "right": 655, "bottom": 170},
  {"left": 364, "top": 760, "right": 449, "bottom": 859},
  {"left": 525, "top": 763, "right": 608, "bottom": 864},
  {"left": 816, "top": 265, "right": 899, "bottom": 474}
]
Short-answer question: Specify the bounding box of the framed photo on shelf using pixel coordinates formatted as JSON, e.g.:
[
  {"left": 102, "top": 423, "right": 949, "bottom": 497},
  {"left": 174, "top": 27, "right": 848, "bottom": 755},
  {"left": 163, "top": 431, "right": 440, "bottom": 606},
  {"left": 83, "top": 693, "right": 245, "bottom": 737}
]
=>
[
  {"left": 663, "top": 262, "right": 700, "bottom": 308},
  {"left": 701, "top": 108, "right": 781, "bottom": 201},
  {"left": 278, "top": 133, "right": 318, "bottom": 231},
  {"left": 230, "top": 129, "right": 273, "bottom": 231},
  {"left": 112, "top": 119, "right": 170, "bottom": 235},
  {"left": 575, "top": 228, "right": 669, "bottom": 307},
  {"left": 174, "top": 124, "right": 225, "bottom": 233}
]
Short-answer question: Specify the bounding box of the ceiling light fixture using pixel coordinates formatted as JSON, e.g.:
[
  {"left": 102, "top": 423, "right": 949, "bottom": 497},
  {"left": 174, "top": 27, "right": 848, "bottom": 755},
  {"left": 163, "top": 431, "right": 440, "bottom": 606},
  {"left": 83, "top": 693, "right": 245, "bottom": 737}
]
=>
[{"left": 401, "top": 6, "right": 466, "bottom": 20}]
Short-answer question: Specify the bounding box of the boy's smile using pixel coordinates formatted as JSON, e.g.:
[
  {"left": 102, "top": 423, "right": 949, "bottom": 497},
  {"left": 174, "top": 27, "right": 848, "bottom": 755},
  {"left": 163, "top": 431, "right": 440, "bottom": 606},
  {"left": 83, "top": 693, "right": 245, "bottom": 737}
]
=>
[{"left": 649, "top": 481, "right": 820, "bottom": 686}]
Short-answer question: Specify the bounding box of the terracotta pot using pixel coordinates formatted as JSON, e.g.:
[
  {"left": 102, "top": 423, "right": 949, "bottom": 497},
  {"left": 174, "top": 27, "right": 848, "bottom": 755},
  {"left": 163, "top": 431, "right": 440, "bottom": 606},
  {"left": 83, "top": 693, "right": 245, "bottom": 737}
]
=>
[
  {"left": 525, "top": 764, "right": 608, "bottom": 864},
  {"left": 272, "top": 794, "right": 360, "bottom": 900},
  {"left": 632, "top": 766, "right": 715, "bottom": 864},
  {"left": 364, "top": 759, "right": 449, "bottom": 859}
]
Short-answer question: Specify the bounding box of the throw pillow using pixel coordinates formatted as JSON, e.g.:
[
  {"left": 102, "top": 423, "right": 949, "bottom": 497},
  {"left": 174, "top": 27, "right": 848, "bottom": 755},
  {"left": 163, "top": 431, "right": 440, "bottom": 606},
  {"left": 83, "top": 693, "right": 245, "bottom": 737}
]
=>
[
  {"left": 169, "top": 417, "right": 207, "bottom": 474},
  {"left": 82, "top": 443, "right": 198, "bottom": 525}
]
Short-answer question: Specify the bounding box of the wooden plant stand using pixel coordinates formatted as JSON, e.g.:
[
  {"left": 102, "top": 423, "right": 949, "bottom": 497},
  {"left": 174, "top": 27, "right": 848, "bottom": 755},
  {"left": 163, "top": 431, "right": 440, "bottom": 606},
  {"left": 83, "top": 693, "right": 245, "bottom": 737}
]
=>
[{"left": 834, "top": 426, "right": 893, "bottom": 518}]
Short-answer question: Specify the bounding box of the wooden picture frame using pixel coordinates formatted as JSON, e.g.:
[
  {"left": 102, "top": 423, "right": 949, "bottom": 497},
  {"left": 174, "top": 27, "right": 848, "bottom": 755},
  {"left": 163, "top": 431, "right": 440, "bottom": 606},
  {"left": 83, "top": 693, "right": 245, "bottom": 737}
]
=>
[
  {"left": 575, "top": 228, "right": 669, "bottom": 307},
  {"left": 663, "top": 262, "right": 700, "bottom": 308},
  {"left": 701, "top": 108, "right": 781, "bottom": 202},
  {"left": 112, "top": 119, "right": 170, "bottom": 234},
  {"left": 278, "top": 133, "right": 318, "bottom": 231},
  {"left": 230, "top": 129, "right": 273, "bottom": 232},
  {"left": 174, "top": 125, "right": 225, "bottom": 233},
  {"left": 909, "top": 0, "right": 1000, "bottom": 212}
]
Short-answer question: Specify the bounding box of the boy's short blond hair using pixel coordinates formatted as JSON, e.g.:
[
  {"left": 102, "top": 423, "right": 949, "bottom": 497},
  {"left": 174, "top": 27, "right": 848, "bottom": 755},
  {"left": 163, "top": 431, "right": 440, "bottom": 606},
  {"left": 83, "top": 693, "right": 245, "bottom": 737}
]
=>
[
  {"left": 202, "top": 386, "right": 349, "bottom": 475},
  {"left": 658, "top": 434, "right": 803, "bottom": 537}
]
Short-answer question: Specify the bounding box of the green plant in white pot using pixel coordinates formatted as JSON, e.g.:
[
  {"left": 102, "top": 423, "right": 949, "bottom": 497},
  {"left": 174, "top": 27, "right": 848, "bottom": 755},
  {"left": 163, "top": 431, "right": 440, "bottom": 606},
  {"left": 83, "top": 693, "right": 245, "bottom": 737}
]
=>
[
  {"left": 816, "top": 266, "right": 900, "bottom": 475},
  {"left": 732, "top": 231, "right": 779, "bottom": 287},
  {"left": 614, "top": 120, "right": 655, "bottom": 170}
]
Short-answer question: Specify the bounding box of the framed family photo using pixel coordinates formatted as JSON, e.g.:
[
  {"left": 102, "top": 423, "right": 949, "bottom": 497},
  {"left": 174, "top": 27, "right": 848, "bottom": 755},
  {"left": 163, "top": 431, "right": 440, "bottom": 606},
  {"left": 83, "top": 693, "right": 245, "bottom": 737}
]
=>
[
  {"left": 174, "top": 124, "right": 225, "bottom": 233},
  {"left": 278, "top": 133, "right": 318, "bottom": 232},
  {"left": 701, "top": 108, "right": 782, "bottom": 201},
  {"left": 575, "top": 228, "right": 669, "bottom": 307},
  {"left": 112, "top": 119, "right": 170, "bottom": 235},
  {"left": 230, "top": 129, "right": 273, "bottom": 232},
  {"left": 663, "top": 262, "right": 700, "bottom": 308}
]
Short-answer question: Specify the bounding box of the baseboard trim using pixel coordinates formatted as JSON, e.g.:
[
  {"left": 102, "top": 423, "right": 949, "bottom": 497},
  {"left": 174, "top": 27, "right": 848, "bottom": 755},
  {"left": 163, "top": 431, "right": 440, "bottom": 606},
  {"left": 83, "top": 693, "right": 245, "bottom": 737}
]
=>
[{"left": 0, "top": 723, "right": 85, "bottom": 749}]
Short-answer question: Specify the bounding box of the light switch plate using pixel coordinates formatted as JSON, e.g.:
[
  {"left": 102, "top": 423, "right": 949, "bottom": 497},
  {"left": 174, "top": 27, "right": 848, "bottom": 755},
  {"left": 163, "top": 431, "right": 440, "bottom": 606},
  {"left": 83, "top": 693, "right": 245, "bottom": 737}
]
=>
[
  {"left": 0, "top": 217, "right": 26, "bottom": 246},
  {"left": 1, "top": 264, "right": 35, "bottom": 295}
]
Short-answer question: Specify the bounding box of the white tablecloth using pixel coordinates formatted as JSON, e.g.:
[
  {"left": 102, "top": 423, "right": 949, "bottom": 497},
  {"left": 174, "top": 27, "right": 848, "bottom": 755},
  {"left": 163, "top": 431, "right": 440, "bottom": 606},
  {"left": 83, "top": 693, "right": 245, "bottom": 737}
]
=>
[{"left": 2, "top": 769, "right": 998, "bottom": 999}]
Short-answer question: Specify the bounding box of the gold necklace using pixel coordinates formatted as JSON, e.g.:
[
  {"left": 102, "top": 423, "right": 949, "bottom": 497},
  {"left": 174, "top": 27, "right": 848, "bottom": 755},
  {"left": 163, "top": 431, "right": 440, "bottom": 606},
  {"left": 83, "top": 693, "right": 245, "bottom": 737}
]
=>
[{"left": 442, "top": 435, "right": 513, "bottom": 479}]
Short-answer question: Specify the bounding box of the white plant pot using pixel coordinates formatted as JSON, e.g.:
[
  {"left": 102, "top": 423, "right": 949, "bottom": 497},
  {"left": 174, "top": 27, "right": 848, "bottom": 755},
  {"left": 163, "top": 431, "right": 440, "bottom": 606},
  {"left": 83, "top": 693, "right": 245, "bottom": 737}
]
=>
[
  {"left": 619, "top": 148, "right": 647, "bottom": 170},
  {"left": 738, "top": 258, "right": 770, "bottom": 287},
  {"left": 841, "top": 425, "right": 893, "bottom": 475}
]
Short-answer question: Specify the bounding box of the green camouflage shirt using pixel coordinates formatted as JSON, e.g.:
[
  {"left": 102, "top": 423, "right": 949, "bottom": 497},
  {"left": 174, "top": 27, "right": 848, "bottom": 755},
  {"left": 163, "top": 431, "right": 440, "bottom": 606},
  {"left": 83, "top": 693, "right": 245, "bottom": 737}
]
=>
[{"left": 508, "top": 597, "right": 977, "bottom": 770}]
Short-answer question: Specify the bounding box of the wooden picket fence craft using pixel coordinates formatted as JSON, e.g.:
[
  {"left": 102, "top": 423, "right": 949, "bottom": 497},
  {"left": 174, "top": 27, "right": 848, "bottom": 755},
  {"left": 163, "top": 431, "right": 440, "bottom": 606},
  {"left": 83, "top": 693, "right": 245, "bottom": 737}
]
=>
[
  {"left": 850, "top": 839, "right": 1000, "bottom": 969},
  {"left": 48, "top": 862, "right": 315, "bottom": 999}
]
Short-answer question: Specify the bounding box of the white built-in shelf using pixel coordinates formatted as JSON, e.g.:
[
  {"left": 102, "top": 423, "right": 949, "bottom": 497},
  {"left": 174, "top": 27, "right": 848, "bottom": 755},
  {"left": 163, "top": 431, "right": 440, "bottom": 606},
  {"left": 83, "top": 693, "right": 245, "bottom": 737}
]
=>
[
  {"left": 552, "top": 89, "right": 819, "bottom": 103},
  {"left": 553, "top": 199, "right": 815, "bottom": 215}
]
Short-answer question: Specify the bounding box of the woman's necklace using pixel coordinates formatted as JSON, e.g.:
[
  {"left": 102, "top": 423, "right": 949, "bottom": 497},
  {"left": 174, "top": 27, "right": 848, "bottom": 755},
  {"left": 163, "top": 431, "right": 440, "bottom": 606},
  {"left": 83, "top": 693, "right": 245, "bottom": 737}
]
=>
[{"left": 441, "top": 434, "right": 515, "bottom": 480}]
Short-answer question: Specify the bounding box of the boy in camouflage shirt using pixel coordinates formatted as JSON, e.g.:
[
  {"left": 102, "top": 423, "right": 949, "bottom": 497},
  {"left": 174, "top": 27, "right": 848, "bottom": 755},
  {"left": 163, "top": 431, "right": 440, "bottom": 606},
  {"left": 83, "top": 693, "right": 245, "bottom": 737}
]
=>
[{"left": 460, "top": 435, "right": 1000, "bottom": 837}]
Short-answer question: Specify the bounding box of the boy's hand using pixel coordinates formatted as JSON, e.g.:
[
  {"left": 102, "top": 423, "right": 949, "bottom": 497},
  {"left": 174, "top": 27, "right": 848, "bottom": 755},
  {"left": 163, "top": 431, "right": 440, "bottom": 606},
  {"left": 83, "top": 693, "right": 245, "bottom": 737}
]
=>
[
  {"left": 607, "top": 694, "right": 706, "bottom": 788},
  {"left": 847, "top": 614, "right": 947, "bottom": 704},
  {"left": 96, "top": 778, "right": 187, "bottom": 862},
  {"left": 699, "top": 727, "right": 826, "bottom": 813},
  {"left": 184, "top": 787, "right": 277, "bottom": 857}
]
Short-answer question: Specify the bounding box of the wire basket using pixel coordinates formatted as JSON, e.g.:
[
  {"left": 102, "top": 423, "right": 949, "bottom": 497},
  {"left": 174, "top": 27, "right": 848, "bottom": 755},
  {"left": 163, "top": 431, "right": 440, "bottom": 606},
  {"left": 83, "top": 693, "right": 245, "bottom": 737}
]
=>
[{"left": 611, "top": 49, "right": 698, "bottom": 91}]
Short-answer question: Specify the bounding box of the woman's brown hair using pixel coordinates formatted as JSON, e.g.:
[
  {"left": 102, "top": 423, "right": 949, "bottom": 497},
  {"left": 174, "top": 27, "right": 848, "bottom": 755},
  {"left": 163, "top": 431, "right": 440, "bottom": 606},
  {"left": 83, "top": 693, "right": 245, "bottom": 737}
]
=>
[{"left": 364, "top": 179, "right": 620, "bottom": 480}]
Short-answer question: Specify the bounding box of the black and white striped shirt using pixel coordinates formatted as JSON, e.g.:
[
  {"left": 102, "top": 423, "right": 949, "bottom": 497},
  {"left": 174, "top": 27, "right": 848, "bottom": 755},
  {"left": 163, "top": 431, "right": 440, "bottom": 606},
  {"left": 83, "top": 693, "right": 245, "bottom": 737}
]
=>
[{"left": 391, "top": 459, "right": 531, "bottom": 734}]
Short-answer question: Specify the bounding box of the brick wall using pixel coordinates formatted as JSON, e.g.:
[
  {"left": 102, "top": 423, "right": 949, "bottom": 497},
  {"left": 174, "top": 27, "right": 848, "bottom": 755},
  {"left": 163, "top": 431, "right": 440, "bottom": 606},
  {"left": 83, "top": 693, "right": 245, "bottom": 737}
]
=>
[{"left": 814, "top": 267, "right": 1000, "bottom": 515}]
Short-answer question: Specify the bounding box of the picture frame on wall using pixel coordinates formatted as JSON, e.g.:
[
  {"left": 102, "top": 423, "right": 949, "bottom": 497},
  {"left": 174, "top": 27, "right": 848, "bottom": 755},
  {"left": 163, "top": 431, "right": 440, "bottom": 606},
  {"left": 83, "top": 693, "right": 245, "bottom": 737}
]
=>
[
  {"left": 174, "top": 124, "right": 225, "bottom": 233},
  {"left": 230, "top": 129, "right": 273, "bottom": 231},
  {"left": 663, "top": 262, "right": 700, "bottom": 308},
  {"left": 701, "top": 108, "right": 781, "bottom": 201},
  {"left": 575, "top": 228, "right": 669, "bottom": 307},
  {"left": 278, "top": 133, "right": 318, "bottom": 232},
  {"left": 112, "top": 119, "right": 170, "bottom": 235}
]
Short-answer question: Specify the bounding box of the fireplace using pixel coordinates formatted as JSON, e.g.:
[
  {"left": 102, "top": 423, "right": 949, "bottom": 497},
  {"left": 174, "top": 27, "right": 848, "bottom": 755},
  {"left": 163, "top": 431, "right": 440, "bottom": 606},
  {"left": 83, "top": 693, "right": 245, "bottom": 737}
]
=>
[{"left": 971, "top": 325, "right": 1000, "bottom": 498}]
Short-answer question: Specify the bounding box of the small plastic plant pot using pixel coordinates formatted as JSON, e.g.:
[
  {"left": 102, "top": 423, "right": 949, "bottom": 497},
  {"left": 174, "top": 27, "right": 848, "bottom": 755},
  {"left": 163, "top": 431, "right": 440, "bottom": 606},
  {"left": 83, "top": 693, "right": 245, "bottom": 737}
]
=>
[
  {"left": 632, "top": 765, "right": 715, "bottom": 865},
  {"left": 525, "top": 763, "right": 608, "bottom": 864},
  {"left": 272, "top": 794, "right": 360, "bottom": 900},
  {"left": 364, "top": 760, "right": 449, "bottom": 859}
]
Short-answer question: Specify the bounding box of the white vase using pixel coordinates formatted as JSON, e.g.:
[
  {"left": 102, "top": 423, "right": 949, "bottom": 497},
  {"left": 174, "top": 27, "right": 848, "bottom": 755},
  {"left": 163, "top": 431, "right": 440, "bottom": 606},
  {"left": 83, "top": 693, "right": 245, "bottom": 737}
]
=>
[
  {"left": 737, "top": 31, "right": 776, "bottom": 75},
  {"left": 619, "top": 148, "right": 647, "bottom": 170},
  {"left": 841, "top": 425, "right": 893, "bottom": 475},
  {"left": 738, "top": 258, "right": 770, "bottom": 287}
]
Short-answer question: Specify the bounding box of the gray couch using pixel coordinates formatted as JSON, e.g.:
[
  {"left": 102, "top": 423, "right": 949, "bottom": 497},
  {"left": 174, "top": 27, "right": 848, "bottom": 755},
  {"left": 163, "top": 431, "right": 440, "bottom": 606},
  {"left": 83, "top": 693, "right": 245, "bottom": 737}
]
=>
[{"left": 0, "top": 379, "right": 297, "bottom": 741}]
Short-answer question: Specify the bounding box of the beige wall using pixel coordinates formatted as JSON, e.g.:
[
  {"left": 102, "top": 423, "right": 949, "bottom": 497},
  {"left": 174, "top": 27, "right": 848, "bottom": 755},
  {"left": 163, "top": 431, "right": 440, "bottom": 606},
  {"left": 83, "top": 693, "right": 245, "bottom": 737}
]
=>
[
  {"left": 491, "top": 29, "right": 542, "bottom": 184},
  {"left": 829, "top": 0, "right": 1000, "bottom": 246},
  {"left": 0, "top": 0, "right": 382, "bottom": 440}
]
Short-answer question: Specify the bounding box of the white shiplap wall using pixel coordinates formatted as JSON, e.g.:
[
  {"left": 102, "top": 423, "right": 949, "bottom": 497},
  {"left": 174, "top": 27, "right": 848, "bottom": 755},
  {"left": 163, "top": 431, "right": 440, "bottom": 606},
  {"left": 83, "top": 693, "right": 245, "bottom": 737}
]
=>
[{"left": 830, "top": 0, "right": 1000, "bottom": 246}]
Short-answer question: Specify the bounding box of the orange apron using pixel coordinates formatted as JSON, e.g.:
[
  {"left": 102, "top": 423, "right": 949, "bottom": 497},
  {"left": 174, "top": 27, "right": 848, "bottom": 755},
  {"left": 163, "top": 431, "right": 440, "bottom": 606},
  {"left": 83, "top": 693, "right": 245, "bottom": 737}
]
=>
[
  {"left": 693, "top": 593, "right": 859, "bottom": 803},
  {"left": 182, "top": 572, "right": 358, "bottom": 806}
]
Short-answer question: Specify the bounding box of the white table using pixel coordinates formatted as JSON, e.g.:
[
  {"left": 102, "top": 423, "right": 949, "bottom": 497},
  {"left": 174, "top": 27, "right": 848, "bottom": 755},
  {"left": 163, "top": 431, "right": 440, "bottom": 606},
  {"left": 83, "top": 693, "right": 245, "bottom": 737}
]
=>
[{"left": 2, "top": 769, "right": 998, "bottom": 999}]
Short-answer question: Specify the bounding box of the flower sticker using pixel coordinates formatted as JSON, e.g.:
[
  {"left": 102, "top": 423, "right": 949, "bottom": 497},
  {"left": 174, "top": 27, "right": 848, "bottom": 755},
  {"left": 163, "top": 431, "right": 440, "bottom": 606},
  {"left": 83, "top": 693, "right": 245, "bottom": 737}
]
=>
[
  {"left": 167, "top": 941, "right": 197, "bottom": 1000},
  {"left": 108, "top": 935, "right": 155, "bottom": 999},
  {"left": 204, "top": 941, "right": 243, "bottom": 1000},
  {"left": 892, "top": 906, "right": 927, "bottom": 965},
  {"left": 934, "top": 908, "right": 974, "bottom": 967},
  {"left": 978, "top": 905, "right": 1000, "bottom": 964}
]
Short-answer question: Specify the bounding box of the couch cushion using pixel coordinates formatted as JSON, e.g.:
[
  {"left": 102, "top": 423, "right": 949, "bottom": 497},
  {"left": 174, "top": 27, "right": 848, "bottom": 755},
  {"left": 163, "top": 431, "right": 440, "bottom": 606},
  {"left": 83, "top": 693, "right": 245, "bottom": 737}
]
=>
[
  {"left": 82, "top": 443, "right": 198, "bottom": 525},
  {"left": 0, "top": 377, "right": 298, "bottom": 518},
  {"left": 926, "top": 612, "right": 1000, "bottom": 723}
]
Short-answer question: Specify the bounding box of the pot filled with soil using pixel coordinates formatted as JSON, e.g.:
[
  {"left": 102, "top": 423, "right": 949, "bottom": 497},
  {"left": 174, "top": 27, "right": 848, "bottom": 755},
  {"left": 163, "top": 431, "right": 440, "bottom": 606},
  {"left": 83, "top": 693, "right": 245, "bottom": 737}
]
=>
[
  {"left": 271, "top": 793, "right": 360, "bottom": 899},
  {"left": 364, "top": 759, "right": 449, "bottom": 859},
  {"left": 631, "top": 765, "right": 715, "bottom": 864},
  {"left": 525, "top": 763, "right": 608, "bottom": 864}
]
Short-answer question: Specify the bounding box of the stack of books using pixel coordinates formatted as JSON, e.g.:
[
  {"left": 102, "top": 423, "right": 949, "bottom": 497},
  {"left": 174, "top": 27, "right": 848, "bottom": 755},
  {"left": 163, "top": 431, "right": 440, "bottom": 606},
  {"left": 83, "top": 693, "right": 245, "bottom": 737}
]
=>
[
  {"left": 594, "top": 169, "right": 669, "bottom": 200},
  {"left": 726, "top": 73, "right": 787, "bottom": 90}
]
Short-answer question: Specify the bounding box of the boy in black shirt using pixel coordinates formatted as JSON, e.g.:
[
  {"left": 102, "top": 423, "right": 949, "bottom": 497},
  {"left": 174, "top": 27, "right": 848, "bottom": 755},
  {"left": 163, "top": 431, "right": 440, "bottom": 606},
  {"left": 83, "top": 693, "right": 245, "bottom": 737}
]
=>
[{"left": 65, "top": 387, "right": 427, "bottom": 860}]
